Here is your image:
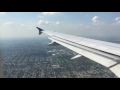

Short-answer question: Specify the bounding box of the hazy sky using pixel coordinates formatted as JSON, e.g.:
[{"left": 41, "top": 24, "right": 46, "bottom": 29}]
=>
[{"left": 0, "top": 12, "right": 120, "bottom": 40}]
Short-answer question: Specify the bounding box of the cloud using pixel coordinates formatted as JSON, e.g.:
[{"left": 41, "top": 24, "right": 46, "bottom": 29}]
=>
[
  {"left": 20, "top": 23, "right": 36, "bottom": 28},
  {"left": 111, "top": 17, "right": 120, "bottom": 25},
  {"left": 45, "top": 21, "right": 49, "bottom": 24},
  {"left": 115, "top": 17, "right": 120, "bottom": 24},
  {"left": 20, "top": 24, "right": 25, "bottom": 27},
  {"left": 79, "top": 24, "right": 82, "bottom": 26},
  {"left": 56, "top": 22, "right": 61, "bottom": 25},
  {"left": 0, "top": 12, "right": 6, "bottom": 15},
  {"left": 115, "top": 17, "right": 120, "bottom": 21},
  {"left": 3, "top": 22, "right": 14, "bottom": 26},
  {"left": 42, "top": 12, "right": 60, "bottom": 15},
  {"left": 86, "top": 25, "right": 90, "bottom": 28},
  {"left": 38, "top": 20, "right": 50, "bottom": 25},
  {"left": 92, "top": 16, "right": 99, "bottom": 23}
]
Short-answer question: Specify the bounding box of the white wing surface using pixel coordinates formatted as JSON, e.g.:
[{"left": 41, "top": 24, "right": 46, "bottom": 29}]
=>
[{"left": 36, "top": 27, "right": 120, "bottom": 78}]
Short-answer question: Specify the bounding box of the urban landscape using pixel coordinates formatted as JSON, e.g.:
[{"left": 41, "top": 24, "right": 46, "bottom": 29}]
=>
[{"left": 0, "top": 38, "right": 117, "bottom": 78}]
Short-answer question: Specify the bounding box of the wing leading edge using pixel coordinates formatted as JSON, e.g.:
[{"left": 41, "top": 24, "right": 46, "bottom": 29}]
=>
[{"left": 36, "top": 27, "right": 120, "bottom": 78}]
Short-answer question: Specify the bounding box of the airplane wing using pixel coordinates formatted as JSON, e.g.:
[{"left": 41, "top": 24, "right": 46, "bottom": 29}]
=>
[{"left": 36, "top": 27, "right": 120, "bottom": 78}]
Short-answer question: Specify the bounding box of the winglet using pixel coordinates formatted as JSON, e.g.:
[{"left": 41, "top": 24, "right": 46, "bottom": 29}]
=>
[{"left": 36, "top": 27, "right": 44, "bottom": 35}]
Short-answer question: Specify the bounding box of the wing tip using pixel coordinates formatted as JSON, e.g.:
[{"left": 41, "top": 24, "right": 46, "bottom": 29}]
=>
[
  {"left": 36, "top": 27, "right": 44, "bottom": 35},
  {"left": 36, "top": 27, "right": 44, "bottom": 31}
]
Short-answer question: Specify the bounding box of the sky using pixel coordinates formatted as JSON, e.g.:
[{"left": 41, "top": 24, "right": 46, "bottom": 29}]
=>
[{"left": 0, "top": 12, "right": 120, "bottom": 40}]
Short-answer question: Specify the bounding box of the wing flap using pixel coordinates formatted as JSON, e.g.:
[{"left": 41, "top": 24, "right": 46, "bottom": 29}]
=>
[
  {"left": 71, "top": 54, "right": 82, "bottom": 60},
  {"left": 110, "top": 64, "right": 120, "bottom": 78}
]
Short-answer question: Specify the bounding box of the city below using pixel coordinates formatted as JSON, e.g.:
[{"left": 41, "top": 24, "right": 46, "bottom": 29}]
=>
[{"left": 0, "top": 38, "right": 118, "bottom": 78}]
